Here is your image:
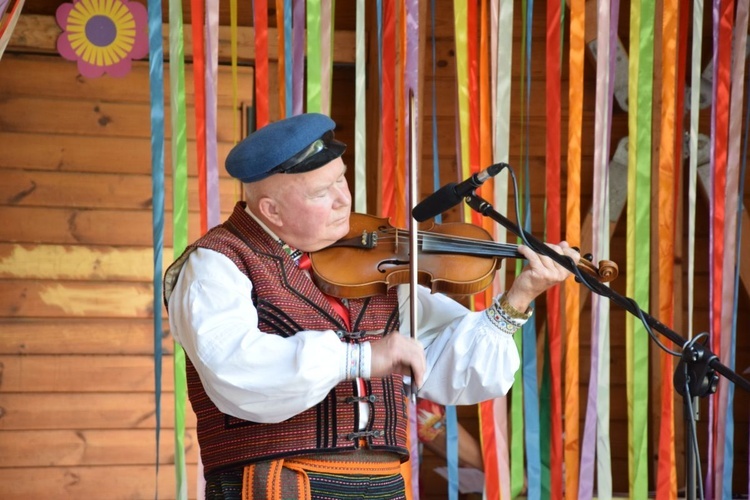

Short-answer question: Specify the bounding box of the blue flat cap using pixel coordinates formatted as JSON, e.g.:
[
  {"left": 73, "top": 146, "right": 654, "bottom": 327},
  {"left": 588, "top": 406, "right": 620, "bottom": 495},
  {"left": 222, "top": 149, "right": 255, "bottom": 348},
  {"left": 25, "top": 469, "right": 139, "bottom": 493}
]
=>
[{"left": 226, "top": 113, "right": 347, "bottom": 183}]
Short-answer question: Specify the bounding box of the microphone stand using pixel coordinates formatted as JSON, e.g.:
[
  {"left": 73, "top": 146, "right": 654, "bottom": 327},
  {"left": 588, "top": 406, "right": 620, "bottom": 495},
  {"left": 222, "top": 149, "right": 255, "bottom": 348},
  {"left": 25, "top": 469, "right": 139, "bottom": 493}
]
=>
[{"left": 462, "top": 191, "right": 750, "bottom": 500}]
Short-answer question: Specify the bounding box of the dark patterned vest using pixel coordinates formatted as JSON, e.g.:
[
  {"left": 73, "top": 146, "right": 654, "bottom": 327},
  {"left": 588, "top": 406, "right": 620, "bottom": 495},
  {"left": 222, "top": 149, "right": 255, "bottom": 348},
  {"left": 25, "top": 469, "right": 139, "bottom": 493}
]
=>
[{"left": 164, "top": 202, "right": 409, "bottom": 475}]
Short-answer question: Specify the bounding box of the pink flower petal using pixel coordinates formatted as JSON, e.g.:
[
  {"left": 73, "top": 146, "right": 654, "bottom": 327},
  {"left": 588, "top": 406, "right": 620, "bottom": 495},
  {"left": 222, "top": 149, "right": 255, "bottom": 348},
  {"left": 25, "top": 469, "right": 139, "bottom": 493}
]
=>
[{"left": 105, "top": 59, "right": 133, "bottom": 78}]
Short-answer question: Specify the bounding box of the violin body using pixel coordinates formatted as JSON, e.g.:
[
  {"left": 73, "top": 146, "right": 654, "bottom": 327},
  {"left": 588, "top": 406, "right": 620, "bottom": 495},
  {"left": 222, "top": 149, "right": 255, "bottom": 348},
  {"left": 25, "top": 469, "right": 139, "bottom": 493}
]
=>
[
  {"left": 309, "top": 212, "right": 618, "bottom": 299},
  {"left": 309, "top": 213, "right": 501, "bottom": 299}
]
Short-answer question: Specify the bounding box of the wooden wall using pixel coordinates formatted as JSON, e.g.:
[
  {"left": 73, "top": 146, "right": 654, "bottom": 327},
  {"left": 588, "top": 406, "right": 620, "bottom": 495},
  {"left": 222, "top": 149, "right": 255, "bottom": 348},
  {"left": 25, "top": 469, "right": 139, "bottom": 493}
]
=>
[
  {"left": 1, "top": 1, "right": 749, "bottom": 498},
  {"left": 0, "top": 52, "right": 248, "bottom": 498}
]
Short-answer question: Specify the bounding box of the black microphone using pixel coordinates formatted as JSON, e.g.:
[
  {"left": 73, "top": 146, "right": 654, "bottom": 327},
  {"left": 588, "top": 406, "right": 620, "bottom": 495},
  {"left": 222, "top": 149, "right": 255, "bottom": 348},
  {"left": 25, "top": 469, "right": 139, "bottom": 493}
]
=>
[{"left": 412, "top": 162, "right": 507, "bottom": 222}]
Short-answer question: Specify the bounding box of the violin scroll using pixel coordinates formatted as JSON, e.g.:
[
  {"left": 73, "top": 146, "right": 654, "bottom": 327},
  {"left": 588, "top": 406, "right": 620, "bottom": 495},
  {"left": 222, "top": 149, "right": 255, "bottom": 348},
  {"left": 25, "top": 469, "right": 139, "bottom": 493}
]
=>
[{"left": 577, "top": 254, "right": 619, "bottom": 283}]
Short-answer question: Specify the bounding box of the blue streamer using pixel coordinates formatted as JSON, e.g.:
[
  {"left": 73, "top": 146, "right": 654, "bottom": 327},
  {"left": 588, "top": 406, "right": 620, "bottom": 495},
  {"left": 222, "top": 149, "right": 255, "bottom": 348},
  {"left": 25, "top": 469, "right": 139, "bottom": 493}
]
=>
[
  {"left": 521, "top": 0, "right": 541, "bottom": 497},
  {"left": 445, "top": 405, "right": 459, "bottom": 500},
  {"left": 146, "top": 0, "right": 165, "bottom": 496}
]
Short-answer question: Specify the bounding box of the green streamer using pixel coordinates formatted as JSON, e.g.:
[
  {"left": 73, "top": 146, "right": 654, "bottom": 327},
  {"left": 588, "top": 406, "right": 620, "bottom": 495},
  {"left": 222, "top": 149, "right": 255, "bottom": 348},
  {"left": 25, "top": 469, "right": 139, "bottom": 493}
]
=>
[
  {"left": 510, "top": 316, "right": 525, "bottom": 497},
  {"left": 510, "top": 142, "right": 525, "bottom": 500},
  {"left": 168, "top": 0, "right": 189, "bottom": 496},
  {"left": 307, "top": 0, "right": 321, "bottom": 112},
  {"left": 626, "top": 0, "right": 653, "bottom": 495},
  {"left": 510, "top": 3, "right": 528, "bottom": 495}
]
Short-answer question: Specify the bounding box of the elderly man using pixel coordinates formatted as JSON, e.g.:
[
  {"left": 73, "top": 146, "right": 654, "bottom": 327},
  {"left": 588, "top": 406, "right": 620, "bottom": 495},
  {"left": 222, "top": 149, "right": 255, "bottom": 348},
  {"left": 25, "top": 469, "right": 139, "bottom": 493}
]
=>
[{"left": 164, "top": 113, "right": 577, "bottom": 499}]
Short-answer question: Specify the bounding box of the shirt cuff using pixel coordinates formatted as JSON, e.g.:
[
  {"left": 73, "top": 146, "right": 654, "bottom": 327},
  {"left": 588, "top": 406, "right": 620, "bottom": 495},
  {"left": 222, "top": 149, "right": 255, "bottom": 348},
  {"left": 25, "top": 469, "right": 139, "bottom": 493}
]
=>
[{"left": 343, "top": 342, "right": 372, "bottom": 380}]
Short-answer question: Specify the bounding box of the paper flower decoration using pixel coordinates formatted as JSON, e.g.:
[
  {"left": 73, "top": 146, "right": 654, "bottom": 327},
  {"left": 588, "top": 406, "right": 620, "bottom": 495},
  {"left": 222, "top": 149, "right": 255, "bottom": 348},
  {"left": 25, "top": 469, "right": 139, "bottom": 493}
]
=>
[{"left": 56, "top": 0, "right": 148, "bottom": 78}]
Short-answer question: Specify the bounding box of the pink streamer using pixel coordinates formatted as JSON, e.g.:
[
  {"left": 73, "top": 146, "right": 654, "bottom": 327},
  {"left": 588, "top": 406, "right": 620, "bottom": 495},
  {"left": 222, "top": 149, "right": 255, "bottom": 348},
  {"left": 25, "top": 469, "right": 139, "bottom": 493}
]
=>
[
  {"left": 579, "top": 0, "right": 619, "bottom": 496},
  {"left": 292, "top": 0, "right": 305, "bottom": 115},
  {"left": 706, "top": 0, "right": 722, "bottom": 495},
  {"left": 320, "top": 0, "right": 331, "bottom": 114},
  {"left": 204, "top": 0, "right": 221, "bottom": 230},
  {"left": 404, "top": 0, "right": 419, "bottom": 213}
]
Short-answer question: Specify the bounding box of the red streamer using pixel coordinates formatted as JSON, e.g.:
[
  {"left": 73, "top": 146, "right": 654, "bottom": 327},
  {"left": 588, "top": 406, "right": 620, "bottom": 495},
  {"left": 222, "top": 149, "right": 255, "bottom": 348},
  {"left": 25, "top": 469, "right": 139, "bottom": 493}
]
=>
[
  {"left": 545, "top": 0, "right": 563, "bottom": 496},
  {"left": 254, "top": 0, "right": 269, "bottom": 128},
  {"left": 479, "top": 400, "right": 501, "bottom": 499},
  {"left": 381, "top": 0, "right": 396, "bottom": 220},
  {"left": 190, "top": 0, "right": 207, "bottom": 234},
  {"left": 710, "top": 0, "right": 734, "bottom": 493}
]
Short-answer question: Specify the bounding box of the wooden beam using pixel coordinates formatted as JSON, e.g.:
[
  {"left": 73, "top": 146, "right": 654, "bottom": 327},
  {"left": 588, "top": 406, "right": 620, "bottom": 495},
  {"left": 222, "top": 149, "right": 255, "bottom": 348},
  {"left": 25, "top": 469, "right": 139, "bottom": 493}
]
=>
[
  {"left": 7, "top": 14, "right": 356, "bottom": 64},
  {"left": 0, "top": 393, "right": 196, "bottom": 430},
  {"left": 0, "top": 465, "right": 198, "bottom": 498}
]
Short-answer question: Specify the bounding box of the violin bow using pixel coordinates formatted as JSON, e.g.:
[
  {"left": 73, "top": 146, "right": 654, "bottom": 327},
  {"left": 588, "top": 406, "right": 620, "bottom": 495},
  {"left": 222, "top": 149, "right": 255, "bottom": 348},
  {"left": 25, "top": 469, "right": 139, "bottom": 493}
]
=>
[{"left": 408, "top": 90, "right": 419, "bottom": 403}]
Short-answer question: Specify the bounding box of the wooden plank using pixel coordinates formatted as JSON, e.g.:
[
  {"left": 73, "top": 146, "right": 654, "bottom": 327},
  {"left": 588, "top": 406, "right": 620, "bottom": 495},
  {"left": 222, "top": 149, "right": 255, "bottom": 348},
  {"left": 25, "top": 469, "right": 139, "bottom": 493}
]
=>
[
  {"left": 0, "top": 170, "right": 238, "bottom": 211},
  {"left": 0, "top": 355, "right": 176, "bottom": 393},
  {"left": 0, "top": 206, "right": 229, "bottom": 245},
  {"left": 0, "top": 97, "right": 237, "bottom": 141},
  {"left": 0, "top": 318, "right": 173, "bottom": 355},
  {"left": 0, "top": 393, "right": 197, "bottom": 430},
  {"left": 0, "top": 132, "right": 235, "bottom": 174},
  {"left": 0, "top": 244, "right": 161, "bottom": 281},
  {"left": 0, "top": 54, "right": 254, "bottom": 106},
  {"left": 0, "top": 464, "right": 198, "bottom": 499},
  {"left": 0, "top": 429, "right": 198, "bottom": 467},
  {"left": 0, "top": 279, "right": 153, "bottom": 318},
  {"left": 8, "top": 13, "right": 356, "bottom": 64}
]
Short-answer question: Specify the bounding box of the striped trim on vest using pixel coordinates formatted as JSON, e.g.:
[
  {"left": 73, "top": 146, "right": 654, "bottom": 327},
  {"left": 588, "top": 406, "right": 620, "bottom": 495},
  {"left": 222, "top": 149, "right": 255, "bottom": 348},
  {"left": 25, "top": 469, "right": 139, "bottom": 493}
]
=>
[{"left": 165, "top": 202, "right": 409, "bottom": 475}]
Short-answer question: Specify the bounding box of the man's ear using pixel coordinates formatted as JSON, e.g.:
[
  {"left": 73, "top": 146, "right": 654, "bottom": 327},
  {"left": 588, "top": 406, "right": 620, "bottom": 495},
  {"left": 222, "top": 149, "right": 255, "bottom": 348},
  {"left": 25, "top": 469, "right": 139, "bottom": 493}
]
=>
[{"left": 257, "top": 196, "right": 283, "bottom": 226}]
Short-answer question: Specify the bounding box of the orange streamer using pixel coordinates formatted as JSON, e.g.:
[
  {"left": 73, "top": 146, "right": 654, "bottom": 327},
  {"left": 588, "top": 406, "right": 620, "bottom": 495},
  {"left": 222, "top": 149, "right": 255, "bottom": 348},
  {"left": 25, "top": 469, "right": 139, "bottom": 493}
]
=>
[
  {"left": 655, "top": 0, "right": 679, "bottom": 497},
  {"left": 395, "top": 0, "right": 407, "bottom": 228},
  {"left": 563, "top": 0, "right": 584, "bottom": 496},
  {"left": 479, "top": 0, "right": 494, "bottom": 310}
]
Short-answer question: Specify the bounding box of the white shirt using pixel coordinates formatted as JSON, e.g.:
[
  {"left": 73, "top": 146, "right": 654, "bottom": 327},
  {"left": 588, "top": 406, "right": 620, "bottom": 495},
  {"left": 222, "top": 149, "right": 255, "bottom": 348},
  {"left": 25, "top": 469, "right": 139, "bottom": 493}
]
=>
[{"left": 167, "top": 247, "right": 521, "bottom": 424}]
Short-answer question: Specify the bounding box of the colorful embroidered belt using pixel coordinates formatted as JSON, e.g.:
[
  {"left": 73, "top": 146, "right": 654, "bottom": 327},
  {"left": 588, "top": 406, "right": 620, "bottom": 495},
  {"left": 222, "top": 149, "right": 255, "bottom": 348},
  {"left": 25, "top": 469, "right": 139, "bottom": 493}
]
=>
[{"left": 242, "top": 450, "right": 403, "bottom": 500}]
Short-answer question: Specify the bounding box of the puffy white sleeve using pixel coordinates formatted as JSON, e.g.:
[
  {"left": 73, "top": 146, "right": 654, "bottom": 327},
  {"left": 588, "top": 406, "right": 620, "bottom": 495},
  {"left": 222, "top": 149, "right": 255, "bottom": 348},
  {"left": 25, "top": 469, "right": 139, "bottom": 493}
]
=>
[
  {"left": 167, "top": 247, "right": 354, "bottom": 423},
  {"left": 397, "top": 285, "right": 521, "bottom": 405}
]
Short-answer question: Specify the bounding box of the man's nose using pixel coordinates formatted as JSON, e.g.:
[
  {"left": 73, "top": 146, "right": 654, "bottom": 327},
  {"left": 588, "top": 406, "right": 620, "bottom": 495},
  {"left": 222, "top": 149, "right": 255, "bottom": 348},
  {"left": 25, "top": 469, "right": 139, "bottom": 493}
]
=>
[{"left": 334, "top": 184, "right": 351, "bottom": 206}]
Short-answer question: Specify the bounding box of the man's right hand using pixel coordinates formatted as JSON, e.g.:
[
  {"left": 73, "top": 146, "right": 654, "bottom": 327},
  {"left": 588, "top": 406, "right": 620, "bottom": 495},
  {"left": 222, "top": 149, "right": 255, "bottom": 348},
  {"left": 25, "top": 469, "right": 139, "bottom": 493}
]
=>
[{"left": 369, "top": 333, "right": 426, "bottom": 387}]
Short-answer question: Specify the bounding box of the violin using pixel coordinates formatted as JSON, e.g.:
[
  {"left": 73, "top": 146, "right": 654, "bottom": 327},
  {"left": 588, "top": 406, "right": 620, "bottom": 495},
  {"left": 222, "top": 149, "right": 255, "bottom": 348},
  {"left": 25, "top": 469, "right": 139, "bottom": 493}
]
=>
[{"left": 309, "top": 213, "right": 619, "bottom": 299}]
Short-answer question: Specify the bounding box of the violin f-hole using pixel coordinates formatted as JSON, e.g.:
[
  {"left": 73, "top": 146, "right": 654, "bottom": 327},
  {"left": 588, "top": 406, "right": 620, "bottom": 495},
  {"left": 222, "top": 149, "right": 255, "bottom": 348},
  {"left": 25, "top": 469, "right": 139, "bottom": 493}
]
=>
[{"left": 377, "top": 259, "right": 409, "bottom": 273}]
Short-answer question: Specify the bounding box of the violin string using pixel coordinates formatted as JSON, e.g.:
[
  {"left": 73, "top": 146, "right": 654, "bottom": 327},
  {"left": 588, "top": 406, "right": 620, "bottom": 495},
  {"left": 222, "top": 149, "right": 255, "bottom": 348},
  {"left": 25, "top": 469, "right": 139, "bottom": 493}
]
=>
[
  {"left": 376, "top": 234, "right": 519, "bottom": 257},
  {"left": 362, "top": 228, "right": 610, "bottom": 281},
  {"left": 376, "top": 228, "right": 520, "bottom": 254},
  {"left": 381, "top": 229, "right": 517, "bottom": 248}
]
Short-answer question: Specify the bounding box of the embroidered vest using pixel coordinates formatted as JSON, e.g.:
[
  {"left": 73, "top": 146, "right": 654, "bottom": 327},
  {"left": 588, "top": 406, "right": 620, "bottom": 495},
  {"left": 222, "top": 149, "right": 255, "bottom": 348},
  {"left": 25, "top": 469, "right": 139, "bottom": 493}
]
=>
[{"left": 164, "top": 202, "right": 409, "bottom": 475}]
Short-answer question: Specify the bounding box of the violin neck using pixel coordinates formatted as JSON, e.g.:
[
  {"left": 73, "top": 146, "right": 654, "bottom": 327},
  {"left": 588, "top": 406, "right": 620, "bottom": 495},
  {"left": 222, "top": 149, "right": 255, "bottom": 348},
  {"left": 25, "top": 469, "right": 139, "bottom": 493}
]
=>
[{"left": 420, "top": 233, "right": 522, "bottom": 259}]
